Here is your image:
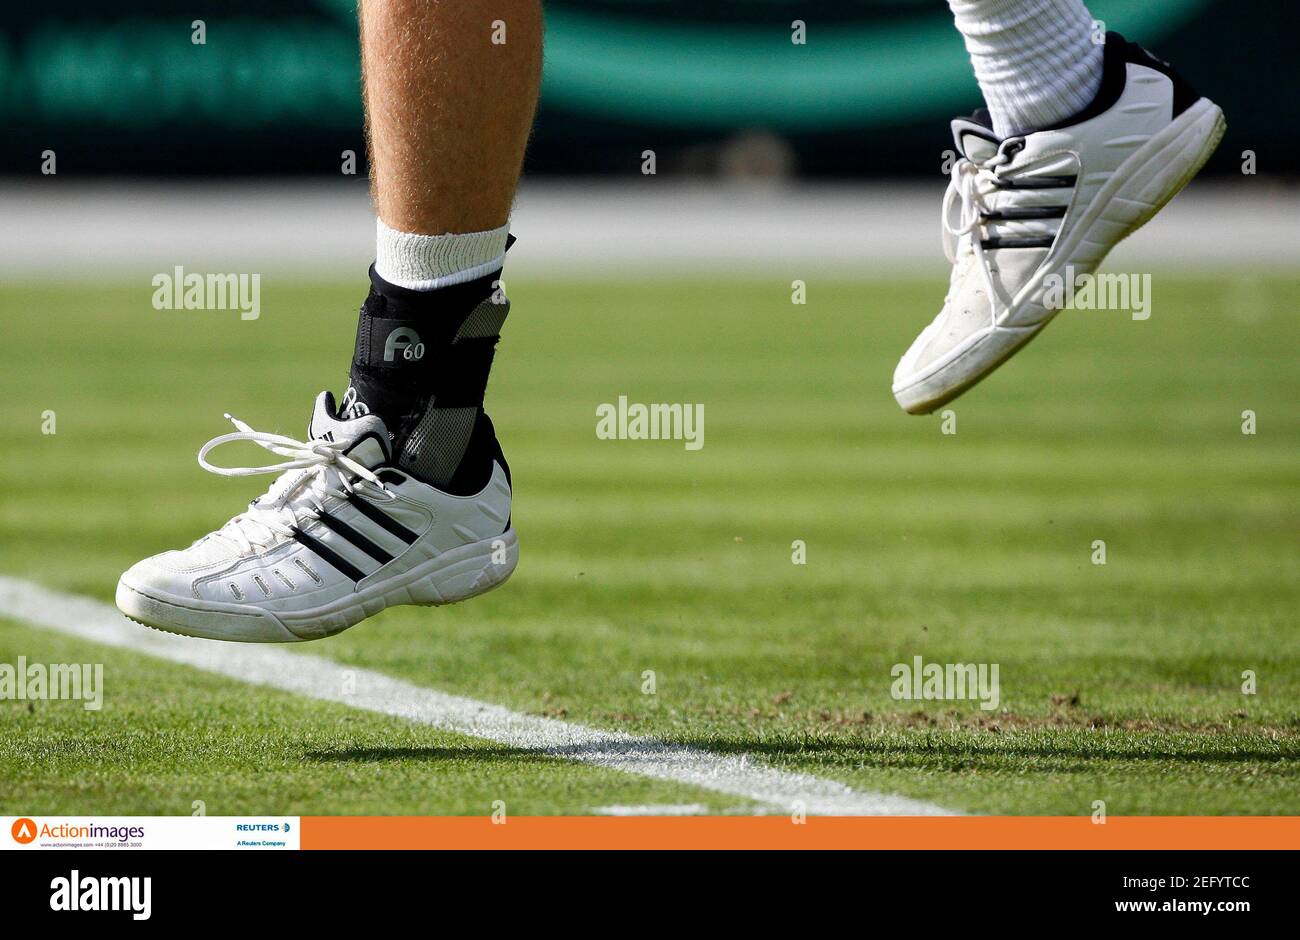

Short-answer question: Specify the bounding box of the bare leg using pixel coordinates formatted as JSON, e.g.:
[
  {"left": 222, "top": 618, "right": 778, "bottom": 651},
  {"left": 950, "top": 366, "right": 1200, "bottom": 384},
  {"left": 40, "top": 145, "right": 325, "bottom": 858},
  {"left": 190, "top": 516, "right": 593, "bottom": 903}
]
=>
[
  {"left": 361, "top": 0, "right": 543, "bottom": 235},
  {"left": 344, "top": 0, "right": 541, "bottom": 497},
  {"left": 114, "top": 2, "right": 543, "bottom": 643}
]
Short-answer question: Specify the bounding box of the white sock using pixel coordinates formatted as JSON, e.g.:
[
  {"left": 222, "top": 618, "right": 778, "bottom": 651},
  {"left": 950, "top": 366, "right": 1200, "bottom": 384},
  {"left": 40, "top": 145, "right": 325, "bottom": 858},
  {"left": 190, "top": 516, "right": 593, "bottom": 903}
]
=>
[
  {"left": 947, "top": 0, "right": 1104, "bottom": 138},
  {"left": 374, "top": 218, "right": 510, "bottom": 291}
]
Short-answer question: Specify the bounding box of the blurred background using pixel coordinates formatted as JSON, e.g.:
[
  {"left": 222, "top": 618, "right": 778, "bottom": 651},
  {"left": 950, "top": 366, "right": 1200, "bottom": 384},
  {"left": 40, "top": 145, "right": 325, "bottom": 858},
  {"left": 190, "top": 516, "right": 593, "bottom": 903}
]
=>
[
  {"left": 2, "top": 0, "right": 1296, "bottom": 278},
  {"left": 3, "top": 0, "right": 1298, "bottom": 178}
]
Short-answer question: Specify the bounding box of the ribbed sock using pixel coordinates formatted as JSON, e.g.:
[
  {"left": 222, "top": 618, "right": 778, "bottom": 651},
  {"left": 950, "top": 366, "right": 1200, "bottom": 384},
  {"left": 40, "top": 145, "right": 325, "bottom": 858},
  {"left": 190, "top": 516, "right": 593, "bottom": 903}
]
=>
[
  {"left": 374, "top": 218, "right": 511, "bottom": 290},
  {"left": 947, "top": 0, "right": 1105, "bottom": 137}
]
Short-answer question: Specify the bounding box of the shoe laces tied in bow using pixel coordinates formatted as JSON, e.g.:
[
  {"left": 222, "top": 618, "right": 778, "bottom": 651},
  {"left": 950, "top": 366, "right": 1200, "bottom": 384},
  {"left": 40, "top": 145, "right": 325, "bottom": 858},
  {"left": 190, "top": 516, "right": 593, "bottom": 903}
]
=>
[{"left": 195, "top": 414, "right": 391, "bottom": 554}]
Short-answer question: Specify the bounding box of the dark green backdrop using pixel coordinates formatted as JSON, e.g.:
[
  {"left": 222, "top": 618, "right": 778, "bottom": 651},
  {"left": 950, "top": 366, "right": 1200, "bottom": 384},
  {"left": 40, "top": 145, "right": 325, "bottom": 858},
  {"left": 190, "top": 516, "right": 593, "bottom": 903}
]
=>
[{"left": 2, "top": 0, "right": 1291, "bottom": 177}]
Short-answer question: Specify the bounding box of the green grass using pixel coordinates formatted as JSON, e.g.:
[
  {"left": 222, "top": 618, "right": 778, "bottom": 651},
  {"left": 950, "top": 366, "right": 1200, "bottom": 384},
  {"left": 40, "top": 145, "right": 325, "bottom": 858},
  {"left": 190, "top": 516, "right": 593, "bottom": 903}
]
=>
[
  {"left": 0, "top": 618, "right": 744, "bottom": 815},
  {"left": 0, "top": 272, "right": 1296, "bottom": 815}
]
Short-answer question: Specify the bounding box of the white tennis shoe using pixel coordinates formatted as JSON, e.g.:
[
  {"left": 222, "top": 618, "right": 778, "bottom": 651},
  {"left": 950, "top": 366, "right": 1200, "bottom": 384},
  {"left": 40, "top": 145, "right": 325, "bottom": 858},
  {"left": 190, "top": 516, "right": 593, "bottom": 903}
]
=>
[
  {"left": 116, "top": 391, "right": 516, "bottom": 642},
  {"left": 893, "top": 32, "right": 1226, "bottom": 414}
]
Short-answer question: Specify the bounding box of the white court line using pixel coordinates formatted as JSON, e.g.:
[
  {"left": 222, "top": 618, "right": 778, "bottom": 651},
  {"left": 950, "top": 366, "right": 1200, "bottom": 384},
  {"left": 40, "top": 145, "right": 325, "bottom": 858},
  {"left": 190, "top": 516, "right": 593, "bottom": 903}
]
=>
[
  {"left": 0, "top": 576, "right": 955, "bottom": 816},
  {"left": 593, "top": 804, "right": 711, "bottom": 816}
]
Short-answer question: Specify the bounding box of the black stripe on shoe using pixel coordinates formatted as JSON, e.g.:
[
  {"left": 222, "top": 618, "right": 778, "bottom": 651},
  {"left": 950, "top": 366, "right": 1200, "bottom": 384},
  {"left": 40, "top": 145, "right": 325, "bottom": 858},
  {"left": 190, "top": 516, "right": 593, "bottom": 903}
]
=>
[
  {"left": 291, "top": 527, "right": 368, "bottom": 582},
  {"left": 980, "top": 236, "right": 1058, "bottom": 250},
  {"left": 993, "top": 175, "right": 1077, "bottom": 190},
  {"left": 981, "top": 206, "right": 1067, "bottom": 221},
  {"left": 346, "top": 495, "right": 420, "bottom": 545},
  {"left": 313, "top": 512, "right": 395, "bottom": 565}
]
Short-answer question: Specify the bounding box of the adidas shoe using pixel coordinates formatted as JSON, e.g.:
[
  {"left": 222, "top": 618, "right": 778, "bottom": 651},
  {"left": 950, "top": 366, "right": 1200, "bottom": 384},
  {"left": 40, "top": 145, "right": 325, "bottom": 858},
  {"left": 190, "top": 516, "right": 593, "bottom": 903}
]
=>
[
  {"left": 892, "top": 32, "right": 1226, "bottom": 414},
  {"left": 115, "top": 391, "right": 517, "bottom": 642}
]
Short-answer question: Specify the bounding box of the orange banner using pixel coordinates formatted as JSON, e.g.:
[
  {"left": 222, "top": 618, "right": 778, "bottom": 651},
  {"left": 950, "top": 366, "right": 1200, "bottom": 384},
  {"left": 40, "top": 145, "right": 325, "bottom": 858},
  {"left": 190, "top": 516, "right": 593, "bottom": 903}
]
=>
[{"left": 302, "top": 816, "right": 1300, "bottom": 851}]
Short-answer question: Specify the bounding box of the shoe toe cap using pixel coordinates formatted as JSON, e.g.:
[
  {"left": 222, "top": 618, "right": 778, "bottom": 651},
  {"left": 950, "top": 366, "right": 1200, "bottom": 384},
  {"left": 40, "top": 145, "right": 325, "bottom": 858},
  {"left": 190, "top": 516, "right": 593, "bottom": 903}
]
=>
[
  {"left": 893, "top": 324, "right": 933, "bottom": 389},
  {"left": 118, "top": 554, "right": 191, "bottom": 600}
]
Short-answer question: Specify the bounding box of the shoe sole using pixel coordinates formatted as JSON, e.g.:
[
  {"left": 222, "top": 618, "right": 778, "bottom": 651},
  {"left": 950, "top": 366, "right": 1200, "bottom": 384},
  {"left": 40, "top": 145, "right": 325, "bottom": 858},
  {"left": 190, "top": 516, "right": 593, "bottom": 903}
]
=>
[
  {"left": 115, "top": 527, "right": 519, "bottom": 643},
  {"left": 893, "top": 96, "right": 1227, "bottom": 415}
]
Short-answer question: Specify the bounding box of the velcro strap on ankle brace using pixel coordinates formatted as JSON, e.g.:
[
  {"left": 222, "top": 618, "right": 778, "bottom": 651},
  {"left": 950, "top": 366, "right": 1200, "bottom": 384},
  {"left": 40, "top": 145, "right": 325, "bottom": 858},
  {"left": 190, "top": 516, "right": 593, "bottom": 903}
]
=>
[{"left": 355, "top": 314, "right": 460, "bottom": 369}]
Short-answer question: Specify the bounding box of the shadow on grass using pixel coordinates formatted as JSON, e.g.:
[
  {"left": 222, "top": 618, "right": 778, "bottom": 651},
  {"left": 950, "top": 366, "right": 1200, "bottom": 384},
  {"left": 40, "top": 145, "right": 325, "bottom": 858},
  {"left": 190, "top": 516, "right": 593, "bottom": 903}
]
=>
[
  {"left": 306, "top": 734, "right": 1298, "bottom": 769},
  {"left": 691, "top": 737, "right": 1299, "bottom": 766},
  {"left": 305, "top": 746, "right": 557, "bottom": 765}
]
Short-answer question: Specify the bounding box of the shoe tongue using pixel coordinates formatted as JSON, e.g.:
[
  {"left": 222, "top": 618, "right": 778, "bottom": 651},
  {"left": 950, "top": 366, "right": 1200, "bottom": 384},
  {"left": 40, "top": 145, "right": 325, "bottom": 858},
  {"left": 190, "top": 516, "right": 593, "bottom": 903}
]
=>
[
  {"left": 307, "top": 391, "right": 391, "bottom": 469},
  {"left": 951, "top": 108, "right": 1000, "bottom": 162}
]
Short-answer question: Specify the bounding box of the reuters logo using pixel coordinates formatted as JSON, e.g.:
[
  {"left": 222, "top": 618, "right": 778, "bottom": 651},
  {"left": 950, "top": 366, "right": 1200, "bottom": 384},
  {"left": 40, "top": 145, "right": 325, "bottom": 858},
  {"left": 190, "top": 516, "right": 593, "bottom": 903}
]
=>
[{"left": 12, "top": 818, "right": 38, "bottom": 844}]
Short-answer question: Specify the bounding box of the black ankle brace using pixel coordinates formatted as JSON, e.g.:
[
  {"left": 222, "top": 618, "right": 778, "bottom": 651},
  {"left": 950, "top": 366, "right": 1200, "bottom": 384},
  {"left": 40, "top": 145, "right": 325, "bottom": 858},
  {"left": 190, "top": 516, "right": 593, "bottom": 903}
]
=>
[{"left": 347, "top": 265, "right": 510, "bottom": 489}]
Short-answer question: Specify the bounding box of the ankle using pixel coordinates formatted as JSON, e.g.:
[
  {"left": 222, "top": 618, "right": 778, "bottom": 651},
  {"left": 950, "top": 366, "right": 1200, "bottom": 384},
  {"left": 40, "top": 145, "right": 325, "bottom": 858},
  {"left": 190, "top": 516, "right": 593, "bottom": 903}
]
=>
[{"left": 345, "top": 265, "right": 510, "bottom": 489}]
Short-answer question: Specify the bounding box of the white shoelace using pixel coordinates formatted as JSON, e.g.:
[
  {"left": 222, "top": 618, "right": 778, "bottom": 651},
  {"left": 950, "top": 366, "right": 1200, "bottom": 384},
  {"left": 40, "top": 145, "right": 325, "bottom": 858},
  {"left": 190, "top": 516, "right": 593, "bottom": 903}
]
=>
[
  {"left": 941, "top": 137, "right": 1025, "bottom": 322},
  {"left": 196, "top": 414, "right": 391, "bottom": 555}
]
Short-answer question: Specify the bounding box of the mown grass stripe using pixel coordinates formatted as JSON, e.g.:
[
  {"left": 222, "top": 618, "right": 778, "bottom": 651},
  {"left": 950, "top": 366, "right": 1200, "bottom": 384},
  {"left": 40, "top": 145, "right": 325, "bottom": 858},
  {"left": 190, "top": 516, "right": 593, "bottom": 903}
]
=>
[{"left": 0, "top": 576, "right": 956, "bottom": 816}]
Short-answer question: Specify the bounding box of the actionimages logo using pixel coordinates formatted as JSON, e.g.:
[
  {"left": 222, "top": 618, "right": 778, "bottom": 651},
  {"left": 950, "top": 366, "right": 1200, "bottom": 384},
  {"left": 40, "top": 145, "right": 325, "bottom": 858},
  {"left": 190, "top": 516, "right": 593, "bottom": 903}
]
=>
[
  {"left": 10, "top": 818, "right": 146, "bottom": 846},
  {"left": 12, "top": 817, "right": 38, "bottom": 844}
]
